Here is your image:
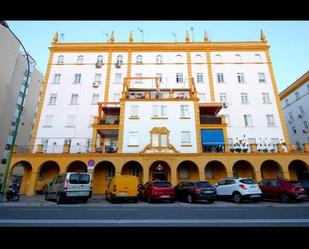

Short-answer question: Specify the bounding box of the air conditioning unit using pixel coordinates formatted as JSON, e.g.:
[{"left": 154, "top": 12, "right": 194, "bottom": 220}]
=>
[
  {"left": 95, "top": 62, "right": 103, "bottom": 68},
  {"left": 92, "top": 82, "right": 99, "bottom": 88},
  {"left": 115, "top": 63, "right": 121, "bottom": 68}
]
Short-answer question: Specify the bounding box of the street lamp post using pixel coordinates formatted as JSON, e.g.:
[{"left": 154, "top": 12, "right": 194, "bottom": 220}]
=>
[{"left": 0, "top": 21, "right": 30, "bottom": 202}]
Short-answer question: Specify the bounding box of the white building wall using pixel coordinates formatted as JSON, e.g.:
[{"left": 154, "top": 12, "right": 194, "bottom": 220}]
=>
[
  {"left": 122, "top": 101, "right": 197, "bottom": 153},
  {"left": 281, "top": 80, "right": 309, "bottom": 147}
]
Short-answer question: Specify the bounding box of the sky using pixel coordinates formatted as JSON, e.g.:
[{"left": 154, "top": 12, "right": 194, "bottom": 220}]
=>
[{"left": 7, "top": 21, "right": 309, "bottom": 92}]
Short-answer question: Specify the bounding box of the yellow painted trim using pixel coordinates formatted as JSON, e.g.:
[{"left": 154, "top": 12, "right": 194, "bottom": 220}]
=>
[
  {"left": 93, "top": 125, "right": 119, "bottom": 129},
  {"left": 265, "top": 50, "right": 290, "bottom": 145},
  {"left": 103, "top": 50, "right": 113, "bottom": 101},
  {"left": 200, "top": 124, "right": 227, "bottom": 129},
  {"left": 206, "top": 50, "right": 215, "bottom": 102},
  {"left": 29, "top": 51, "right": 55, "bottom": 151},
  {"left": 181, "top": 144, "right": 192, "bottom": 147},
  {"left": 280, "top": 71, "right": 309, "bottom": 100},
  {"left": 90, "top": 127, "right": 97, "bottom": 152},
  {"left": 193, "top": 100, "right": 203, "bottom": 153}
]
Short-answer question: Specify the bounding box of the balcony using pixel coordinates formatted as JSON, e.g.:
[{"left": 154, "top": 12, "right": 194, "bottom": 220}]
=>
[{"left": 200, "top": 115, "right": 222, "bottom": 124}]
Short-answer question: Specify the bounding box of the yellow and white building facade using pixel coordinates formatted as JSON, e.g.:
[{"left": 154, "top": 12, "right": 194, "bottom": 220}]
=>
[{"left": 9, "top": 31, "right": 309, "bottom": 196}]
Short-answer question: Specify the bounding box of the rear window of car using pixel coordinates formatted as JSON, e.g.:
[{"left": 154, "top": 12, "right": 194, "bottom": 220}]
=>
[
  {"left": 240, "top": 179, "right": 256, "bottom": 185},
  {"left": 153, "top": 182, "right": 172, "bottom": 187},
  {"left": 196, "top": 182, "right": 212, "bottom": 188},
  {"left": 69, "top": 174, "right": 90, "bottom": 184},
  {"left": 289, "top": 181, "right": 301, "bottom": 187}
]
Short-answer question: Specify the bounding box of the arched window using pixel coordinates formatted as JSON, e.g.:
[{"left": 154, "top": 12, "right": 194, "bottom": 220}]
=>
[
  {"left": 195, "top": 54, "right": 203, "bottom": 63},
  {"left": 97, "top": 55, "right": 103, "bottom": 64},
  {"left": 77, "top": 55, "right": 84, "bottom": 64},
  {"left": 234, "top": 54, "right": 242, "bottom": 63},
  {"left": 156, "top": 55, "right": 162, "bottom": 64},
  {"left": 254, "top": 54, "right": 262, "bottom": 62},
  {"left": 136, "top": 55, "right": 143, "bottom": 64},
  {"left": 214, "top": 54, "right": 222, "bottom": 63},
  {"left": 175, "top": 54, "right": 183, "bottom": 63},
  {"left": 116, "top": 55, "right": 123, "bottom": 64},
  {"left": 57, "top": 55, "right": 64, "bottom": 64}
]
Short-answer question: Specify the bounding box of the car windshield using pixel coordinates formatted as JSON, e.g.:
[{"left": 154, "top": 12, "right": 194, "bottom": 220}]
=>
[
  {"left": 240, "top": 179, "right": 256, "bottom": 185},
  {"left": 153, "top": 182, "right": 172, "bottom": 187},
  {"left": 196, "top": 182, "right": 212, "bottom": 188},
  {"left": 69, "top": 174, "right": 90, "bottom": 184},
  {"left": 289, "top": 181, "right": 301, "bottom": 187}
]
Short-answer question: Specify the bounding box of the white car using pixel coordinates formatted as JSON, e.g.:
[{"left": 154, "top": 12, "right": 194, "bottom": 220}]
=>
[{"left": 214, "top": 177, "right": 262, "bottom": 203}]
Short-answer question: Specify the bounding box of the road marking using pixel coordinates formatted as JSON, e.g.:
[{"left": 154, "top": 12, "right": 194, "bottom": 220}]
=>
[{"left": 1, "top": 219, "right": 309, "bottom": 225}]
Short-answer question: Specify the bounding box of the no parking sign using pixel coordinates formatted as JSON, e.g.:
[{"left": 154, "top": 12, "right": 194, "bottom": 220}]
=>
[{"left": 88, "top": 159, "right": 95, "bottom": 169}]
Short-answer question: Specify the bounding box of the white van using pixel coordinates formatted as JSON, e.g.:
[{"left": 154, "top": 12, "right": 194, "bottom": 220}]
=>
[{"left": 45, "top": 172, "right": 92, "bottom": 204}]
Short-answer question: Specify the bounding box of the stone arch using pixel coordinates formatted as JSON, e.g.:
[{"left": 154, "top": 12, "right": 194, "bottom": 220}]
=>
[
  {"left": 205, "top": 161, "right": 228, "bottom": 184},
  {"left": 288, "top": 160, "right": 309, "bottom": 180},
  {"left": 176, "top": 160, "right": 199, "bottom": 183},
  {"left": 232, "top": 160, "right": 256, "bottom": 179},
  {"left": 260, "top": 160, "right": 283, "bottom": 180},
  {"left": 93, "top": 161, "right": 116, "bottom": 194},
  {"left": 121, "top": 161, "right": 144, "bottom": 183},
  {"left": 66, "top": 160, "right": 87, "bottom": 173},
  {"left": 149, "top": 161, "right": 171, "bottom": 182},
  {"left": 9, "top": 161, "right": 32, "bottom": 195},
  {"left": 36, "top": 161, "right": 60, "bottom": 193}
]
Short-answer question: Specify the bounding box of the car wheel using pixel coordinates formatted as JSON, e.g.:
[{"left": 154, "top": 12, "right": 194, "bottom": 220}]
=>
[
  {"left": 56, "top": 193, "right": 64, "bottom": 204},
  {"left": 232, "top": 192, "right": 242, "bottom": 203},
  {"left": 187, "top": 194, "right": 193, "bottom": 204},
  {"left": 147, "top": 195, "right": 152, "bottom": 203},
  {"left": 280, "top": 193, "right": 290, "bottom": 203}
]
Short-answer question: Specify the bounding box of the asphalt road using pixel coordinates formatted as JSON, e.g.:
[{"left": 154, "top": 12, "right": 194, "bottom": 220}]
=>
[{"left": 1, "top": 196, "right": 309, "bottom": 227}]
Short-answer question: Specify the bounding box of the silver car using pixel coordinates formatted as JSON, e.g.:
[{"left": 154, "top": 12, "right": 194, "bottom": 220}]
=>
[{"left": 45, "top": 172, "right": 92, "bottom": 204}]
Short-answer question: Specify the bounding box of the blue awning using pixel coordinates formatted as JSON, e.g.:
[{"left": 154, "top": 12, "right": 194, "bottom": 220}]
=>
[{"left": 201, "top": 129, "right": 224, "bottom": 146}]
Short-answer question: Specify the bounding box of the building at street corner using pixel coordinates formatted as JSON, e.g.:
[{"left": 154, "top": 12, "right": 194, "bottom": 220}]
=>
[
  {"left": 280, "top": 71, "right": 309, "bottom": 151},
  {"left": 9, "top": 30, "right": 309, "bottom": 196},
  {"left": 0, "top": 24, "right": 43, "bottom": 183}
]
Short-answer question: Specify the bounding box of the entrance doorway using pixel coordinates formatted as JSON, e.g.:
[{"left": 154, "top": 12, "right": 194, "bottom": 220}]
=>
[{"left": 149, "top": 161, "right": 170, "bottom": 181}]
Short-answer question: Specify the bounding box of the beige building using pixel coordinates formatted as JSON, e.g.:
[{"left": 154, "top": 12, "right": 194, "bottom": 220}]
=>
[{"left": 0, "top": 24, "right": 43, "bottom": 180}]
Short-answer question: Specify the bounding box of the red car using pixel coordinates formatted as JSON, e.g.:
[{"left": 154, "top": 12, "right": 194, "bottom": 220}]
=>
[
  {"left": 138, "top": 181, "right": 175, "bottom": 203},
  {"left": 258, "top": 179, "right": 305, "bottom": 203}
]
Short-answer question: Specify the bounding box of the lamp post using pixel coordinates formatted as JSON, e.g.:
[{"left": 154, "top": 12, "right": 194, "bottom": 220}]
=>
[{"left": 0, "top": 20, "right": 30, "bottom": 202}]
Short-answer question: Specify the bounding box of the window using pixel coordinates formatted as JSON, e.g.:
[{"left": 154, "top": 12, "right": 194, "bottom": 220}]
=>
[
  {"left": 66, "top": 115, "right": 76, "bottom": 127},
  {"left": 254, "top": 54, "right": 262, "bottom": 62},
  {"left": 295, "top": 91, "right": 300, "bottom": 99},
  {"left": 196, "top": 73, "right": 204, "bottom": 83},
  {"left": 237, "top": 73, "right": 245, "bottom": 83},
  {"left": 285, "top": 98, "right": 289, "bottom": 106},
  {"left": 153, "top": 105, "right": 159, "bottom": 117},
  {"left": 130, "top": 105, "right": 139, "bottom": 117},
  {"left": 129, "top": 131, "right": 138, "bottom": 145},
  {"left": 241, "top": 93, "right": 249, "bottom": 104},
  {"left": 57, "top": 55, "right": 64, "bottom": 64},
  {"left": 303, "top": 121, "right": 308, "bottom": 129},
  {"left": 136, "top": 55, "right": 143, "bottom": 64},
  {"left": 175, "top": 54, "right": 183, "bottom": 63},
  {"left": 52, "top": 73, "right": 61, "bottom": 84},
  {"left": 91, "top": 93, "right": 99, "bottom": 104},
  {"left": 48, "top": 94, "right": 57, "bottom": 105},
  {"left": 289, "top": 112, "right": 294, "bottom": 122},
  {"left": 115, "top": 73, "right": 122, "bottom": 84},
  {"left": 152, "top": 105, "right": 166, "bottom": 117},
  {"left": 97, "top": 55, "right": 103, "bottom": 64},
  {"left": 219, "top": 93, "right": 227, "bottom": 104},
  {"left": 113, "top": 93, "right": 120, "bottom": 101},
  {"left": 161, "top": 134, "right": 167, "bottom": 147},
  {"left": 156, "top": 55, "right": 162, "bottom": 63},
  {"left": 73, "top": 73, "right": 81, "bottom": 84},
  {"left": 223, "top": 114, "right": 230, "bottom": 125},
  {"left": 161, "top": 106, "right": 167, "bottom": 117},
  {"left": 77, "top": 55, "right": 84, "bottom": 64},
  {"left": 180, "top": 105, "right": 189, "bottom": 117},
  {"left": 266, "top": 114, "right": 276, "bottom": 126},
  {"left": 156, "top": 73, "right": 162, "bottom": 83},
  {"left": 116, "top": 55, "right": 123, "bottom": 64},
  {"left": 134, "top": 73, "right": 142, "bottom": 84},
  {"left": 234, "top": 54, "right": 242, "bottom": 63},
  {"left": 262, "top": 93, "right": 271, "bottom": 104},
  {"left": 214, "top": 54, "right": 222, "bottom": 63},
  {"left": 258, "top": 72, "right": 266, "bottom": 83},
  {"left": 195, "top": 54, "right": 203, "bottom": 63},
  {"left": 44, "top": 115, "right": 53, "bottom": 127},
  {"left": 152, "top": 134, "right": 159, "bottom": 147},
  {"left": 70, "top": 94, "right": 79, "bottom": 105},
  {"left": 299, "top": 105, "right": 304, "bottom": 114},
  {"left": 176, "top": 73, "right": 183, "bottom": 83},
  {"left": 181, "top": 131, "right": 191, "bottom": 144},
  {"left": 94, "top": 73, "right": 102, "bottom": 83},
  {"left": 217, "top": 73, "right": 224, "bottom": 83},
  {"left": 198, "top": 93, "right": 206, "bottom": 102},
  {"left": 244, "top": 114, "right": 253, "bottom": 127}
]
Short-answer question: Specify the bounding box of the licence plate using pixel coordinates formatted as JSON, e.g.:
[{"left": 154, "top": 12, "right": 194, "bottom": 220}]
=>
[
  {"left": 250, "top": 195, "right": 260, "bottom": 198},
  {"left": 161, "top": 195, "right": 170, "bottom": 198},
  {"left": 203, "top": 191, "right": 214, "bottom": 194},
  {"left": 118, "top": 192, "right": 127, "bottom": 196},
  {"left": 67, "top": 191, "right": 89, "bottom": 197}
]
